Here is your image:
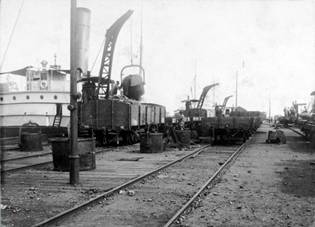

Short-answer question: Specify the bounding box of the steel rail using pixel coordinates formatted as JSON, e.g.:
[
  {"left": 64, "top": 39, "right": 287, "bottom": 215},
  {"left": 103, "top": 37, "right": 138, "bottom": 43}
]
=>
[
  {"left": 163, "top": 139, "right": 251, "bottom": 227},
  {"left": 32, "top": 144, "right": 210, "bottom": 227},
  {"left": 3, "top": 152, "right": 52, "bottom": 162},
  {"left": 2, "top": 160, "right": 53, "bottom": 173}
]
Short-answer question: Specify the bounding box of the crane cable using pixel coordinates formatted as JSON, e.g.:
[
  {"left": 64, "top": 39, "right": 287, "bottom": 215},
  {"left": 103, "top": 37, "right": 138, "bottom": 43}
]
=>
[
  {"left": 129, "top": 16, "right": 133, "bottom": 65},
  {"left": 90, "top": 37, "right": 106, "bottom": 73},
  {"left": 0, "top": 0, "right": 25, "bottom": 71}
]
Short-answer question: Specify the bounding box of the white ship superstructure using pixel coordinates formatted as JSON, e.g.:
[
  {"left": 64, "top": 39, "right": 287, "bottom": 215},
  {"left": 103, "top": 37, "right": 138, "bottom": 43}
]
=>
[{"left": 0, "top": 60, "right": 70, "bottom": 129}]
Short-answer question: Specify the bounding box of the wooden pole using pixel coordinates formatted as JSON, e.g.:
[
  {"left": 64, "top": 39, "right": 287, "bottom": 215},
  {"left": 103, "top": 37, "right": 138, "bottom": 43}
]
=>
[{"left": 69, "top": 0, "right": 79, "bottom": 185}]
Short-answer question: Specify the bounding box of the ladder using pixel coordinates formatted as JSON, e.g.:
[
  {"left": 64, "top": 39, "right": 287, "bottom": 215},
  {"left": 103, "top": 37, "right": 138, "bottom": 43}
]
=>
[
  {"left": 53, "top": 105, "right": 62, "bottom": 127},
  {"left": 52, "top": 115, "right": 62, "bottom": 127}
]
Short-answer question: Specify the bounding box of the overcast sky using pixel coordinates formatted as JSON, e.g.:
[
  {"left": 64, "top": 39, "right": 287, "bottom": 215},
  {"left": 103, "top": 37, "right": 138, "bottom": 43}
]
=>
[{"left": 1, "top": 0, "right": 315, "bottom": 116}]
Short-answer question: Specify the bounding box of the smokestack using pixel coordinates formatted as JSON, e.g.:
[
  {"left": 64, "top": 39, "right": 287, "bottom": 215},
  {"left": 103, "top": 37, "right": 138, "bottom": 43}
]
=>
[{"left": 75, "top": 7, "right": 91, "bottom": 78}]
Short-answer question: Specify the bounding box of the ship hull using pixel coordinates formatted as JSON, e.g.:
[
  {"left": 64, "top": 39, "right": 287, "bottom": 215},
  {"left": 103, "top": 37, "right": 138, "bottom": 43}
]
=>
[{"left": 0, "top": 91, "right": 70, "bottom": 138}]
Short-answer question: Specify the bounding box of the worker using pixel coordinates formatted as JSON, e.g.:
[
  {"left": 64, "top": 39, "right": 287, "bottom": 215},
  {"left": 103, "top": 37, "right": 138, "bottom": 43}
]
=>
[{"left": 109, "top": 81, "right": 120, "bottom": 96}]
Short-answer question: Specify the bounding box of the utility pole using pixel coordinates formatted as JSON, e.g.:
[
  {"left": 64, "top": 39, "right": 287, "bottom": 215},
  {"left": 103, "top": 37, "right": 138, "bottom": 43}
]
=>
[
  {"left": 235, "top": 70, "right": 238, "bottom": 108},
  {"left": 69, "top": 0, "right": 79, "bottom": 185},
  {"left": 213, "top": 81, "right": 215, "bottom": 106},
  {"left": 139, "top": 1, "right": 143, "bottom": 76},
  {"left": 268, "top": 96, "right": 271, "bottom": 122},
  {"left": 194, "top": 61, "right": 197, "bottom": 99}
]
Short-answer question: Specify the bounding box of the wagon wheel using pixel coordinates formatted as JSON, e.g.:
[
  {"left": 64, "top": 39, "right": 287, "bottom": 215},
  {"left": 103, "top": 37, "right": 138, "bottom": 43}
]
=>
[
  {"left": 131, "top": 131, "right": 140, "bottom": 144},
  {"left": 124, "top": 131, "right": 132, "bottom": 145}
]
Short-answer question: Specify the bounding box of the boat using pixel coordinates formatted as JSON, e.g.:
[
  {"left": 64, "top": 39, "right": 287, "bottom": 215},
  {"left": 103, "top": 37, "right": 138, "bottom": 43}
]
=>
[{"left": 0, "top": 59, "right": 69, "bottom": 138}]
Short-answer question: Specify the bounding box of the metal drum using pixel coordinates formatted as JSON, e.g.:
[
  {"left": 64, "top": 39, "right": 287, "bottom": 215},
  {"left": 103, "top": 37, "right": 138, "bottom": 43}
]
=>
[
  {"left": 50, "top": 137, "right": 96, "bottom": 171},
  {"left": 121, "top": 74, "right": 144, "bottom": 100},
  {"left": 20, "top": 132, "right": 43, "bottom": 151},
  {"left": 140, "top": 133, "right": 163, "bottom": 153}
]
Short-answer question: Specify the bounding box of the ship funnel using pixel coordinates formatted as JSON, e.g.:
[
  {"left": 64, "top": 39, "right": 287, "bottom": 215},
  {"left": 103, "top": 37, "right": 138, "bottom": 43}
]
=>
[{"left": 75, "top": 7, "right": 91, "bottom": 78}]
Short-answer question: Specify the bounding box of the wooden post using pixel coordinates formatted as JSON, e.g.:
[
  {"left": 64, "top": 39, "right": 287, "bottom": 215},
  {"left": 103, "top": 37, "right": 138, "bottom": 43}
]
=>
[{"left": 69, "top": 0, "right": 79, "bottom": 185}]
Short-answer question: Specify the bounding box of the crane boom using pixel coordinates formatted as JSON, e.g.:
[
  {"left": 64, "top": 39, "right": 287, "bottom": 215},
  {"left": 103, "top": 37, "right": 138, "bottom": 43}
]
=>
[
  {"left": 197, "top": 83, "right": 219, "bottom": 109},
  {"left": 96, "top": 10, "right": 133, "bottom": 98},
  {"left": 222, "top": 95, "right": 233, "bottom": 107},
  {"left": 221, "top": 95, "right": 233, "bottom": 113}
]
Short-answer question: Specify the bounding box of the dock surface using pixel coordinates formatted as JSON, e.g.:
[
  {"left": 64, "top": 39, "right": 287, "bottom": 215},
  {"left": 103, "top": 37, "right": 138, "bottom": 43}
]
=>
[{"left": 1, "top": 124, "right": 315, "bottom": 226}]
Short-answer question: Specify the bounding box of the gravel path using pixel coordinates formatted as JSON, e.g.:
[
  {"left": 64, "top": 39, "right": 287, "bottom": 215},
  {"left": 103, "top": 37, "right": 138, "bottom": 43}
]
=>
[{"left": 181, "top": 125, "right": 315, "bottom": 227}]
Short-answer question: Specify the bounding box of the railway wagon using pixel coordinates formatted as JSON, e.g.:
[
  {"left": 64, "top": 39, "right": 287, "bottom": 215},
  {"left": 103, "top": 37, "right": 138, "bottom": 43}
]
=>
[
  {"left": 79, "top": 99, "right": 166, "bottom": 145},
  {"left": 199, "top": 114, "right": 261, "bottom": 144}
]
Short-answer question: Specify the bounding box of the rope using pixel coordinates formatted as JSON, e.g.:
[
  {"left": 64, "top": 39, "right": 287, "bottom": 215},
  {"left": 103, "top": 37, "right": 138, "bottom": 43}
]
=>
[
  {"left": 0, "top": 0, "right": 25, "bottom": 71},
  {"left": 129, "top": 17, "right": 133, "bottom": 64},
  {"left": 90, "top": 37, "right": 106, "bottom": 72}
]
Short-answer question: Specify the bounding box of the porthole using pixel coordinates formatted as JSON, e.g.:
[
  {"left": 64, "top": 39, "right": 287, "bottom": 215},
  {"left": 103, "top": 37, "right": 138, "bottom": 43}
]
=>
[
  {"left": 40, "top": 95, "right": 44, "bottom": 100},
  {"left": 26, "top": 95, "right": 30, "bottom": 100},
  {"left": 13, "top": 96, "right": 16, "bottom": 100},
  {"left": 54, "top": 95, "right": 58, "bottom": 100},
  {"left": 0, "top": 97, "right": 3, "bottom": 101}
]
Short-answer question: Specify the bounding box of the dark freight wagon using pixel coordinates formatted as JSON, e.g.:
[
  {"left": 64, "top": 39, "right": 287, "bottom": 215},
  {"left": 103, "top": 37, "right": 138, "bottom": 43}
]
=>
[
  {"left": 199, "top": 115, "right": 261, "bottom": 144},
  {"left": 80, "top": 99, "right": 165, "bottom": 130},
  {"left": 79, "top": 99, "right": 166, "bottom": 145}
]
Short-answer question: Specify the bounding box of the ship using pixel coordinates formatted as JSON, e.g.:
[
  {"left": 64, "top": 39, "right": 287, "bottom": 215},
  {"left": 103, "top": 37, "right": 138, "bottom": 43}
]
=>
[{"left": 0, "top": 59, "right": 69, "bottom": 138}]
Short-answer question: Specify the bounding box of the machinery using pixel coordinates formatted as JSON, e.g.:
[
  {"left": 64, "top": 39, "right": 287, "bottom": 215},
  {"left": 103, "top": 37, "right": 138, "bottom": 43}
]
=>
[
  {"left": 200, "top": 109, "right": 263, "bottom": 144},
  {"left": 181, "top": 83, "right": 219, "bottom": 122},
  {"left": 78, "top": 10, "right": 166, "bottom": 145},
  {"left": 280, "top": 101, "right": 306, "bottom": 126},
  {"left": 215, "top": 95, "right": 233, "bottom": 116},
  {"left": 295, "top": 91, "right": 315, "bottom": 141}
]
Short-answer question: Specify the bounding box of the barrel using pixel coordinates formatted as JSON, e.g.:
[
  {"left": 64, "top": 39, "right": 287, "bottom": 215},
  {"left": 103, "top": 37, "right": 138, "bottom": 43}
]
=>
[
  {"left": 50, "top": 137, "right": 96, "bottom": 171},
  {"left": 20, "top": 132, "right": 43, "bottom": 151},
  {"left": 140, "top": 133, "right": 163, "bottom": 153},
  {"left": 175, "top": 130, "right": 191, "bottom": 145}
]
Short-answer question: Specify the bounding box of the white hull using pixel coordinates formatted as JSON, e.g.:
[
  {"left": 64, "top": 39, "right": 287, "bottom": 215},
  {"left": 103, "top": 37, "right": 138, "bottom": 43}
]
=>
[{"left": 0, "top": 91, "right": 70, "bottom": 127}]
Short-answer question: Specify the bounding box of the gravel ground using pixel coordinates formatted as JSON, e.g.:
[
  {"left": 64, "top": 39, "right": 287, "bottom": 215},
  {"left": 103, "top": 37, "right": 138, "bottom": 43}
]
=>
[
  {"left": 181, "top": 125, "right": 315, "bottom": 227},
  {"left": 1, "top": 144, "right": 195, "bottom": 227},
  {"left": 55, "top": 145, "right": 239, "bottom": 227}
]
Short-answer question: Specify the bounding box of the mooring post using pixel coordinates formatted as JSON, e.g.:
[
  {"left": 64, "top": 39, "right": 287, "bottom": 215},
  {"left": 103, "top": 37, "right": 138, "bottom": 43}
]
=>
[{"left": 69, "top": 0, "right": 79, "bottom": 185}]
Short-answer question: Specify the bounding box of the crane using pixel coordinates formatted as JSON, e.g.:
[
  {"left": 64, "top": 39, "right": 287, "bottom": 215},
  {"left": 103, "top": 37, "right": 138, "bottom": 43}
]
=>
[
  {"left": 196, "top": 83, "right": 219, "bottom": 109},
  {"left": 95, "top": 10, "right": 134, "bottom": 98},
  {"left": 181, "top": 83, "right": 219, "bottom": 120},
  {"left": 220, "top": 95, "right": 233, "bottom": 114}
]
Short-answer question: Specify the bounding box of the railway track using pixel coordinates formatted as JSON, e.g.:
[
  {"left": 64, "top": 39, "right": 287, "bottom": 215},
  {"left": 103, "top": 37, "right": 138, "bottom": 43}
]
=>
[
  {"left": 1, "top": 145, "right": 134, "bottom": 174},
  {"left": 32, "top": 138, "right": 252, "bottom": 227},
  {"left": 164, "top": 140, "right": 250, "bottom": 226}
]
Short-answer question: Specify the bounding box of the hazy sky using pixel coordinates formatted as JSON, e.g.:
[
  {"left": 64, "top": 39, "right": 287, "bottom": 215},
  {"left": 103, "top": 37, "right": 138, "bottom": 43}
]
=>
[{"left": 1, "top": 0, "right": 315, "bottom": 115}]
